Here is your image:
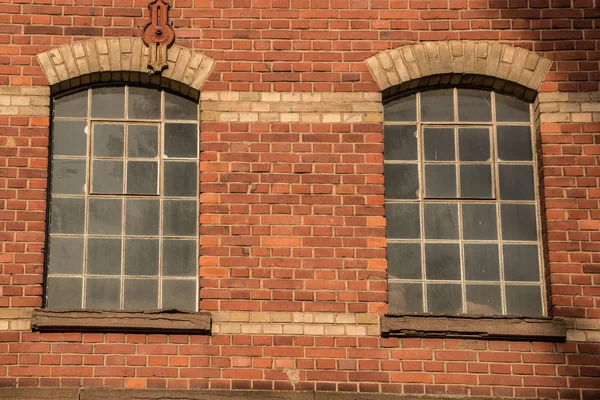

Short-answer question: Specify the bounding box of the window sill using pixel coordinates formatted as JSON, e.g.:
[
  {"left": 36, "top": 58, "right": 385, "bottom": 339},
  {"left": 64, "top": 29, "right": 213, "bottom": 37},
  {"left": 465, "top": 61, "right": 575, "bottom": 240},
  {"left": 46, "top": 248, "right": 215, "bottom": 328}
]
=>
[
  {"left": 381, "top": 314, "right": 567, "bottom": 342},
  {"left": 31, "top": 309, "right": 211, "bottom": 334}
]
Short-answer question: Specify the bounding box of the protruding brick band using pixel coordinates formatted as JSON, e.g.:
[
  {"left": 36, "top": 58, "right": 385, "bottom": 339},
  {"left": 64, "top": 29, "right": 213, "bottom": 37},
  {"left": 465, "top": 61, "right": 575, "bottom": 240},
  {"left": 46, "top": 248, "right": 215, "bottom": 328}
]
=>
[
  {"left": 36, "top": 37, "right": 215, "bottom": 96},
  {"left": 366, "top": 41, "right": 552, "bottom": 99}
]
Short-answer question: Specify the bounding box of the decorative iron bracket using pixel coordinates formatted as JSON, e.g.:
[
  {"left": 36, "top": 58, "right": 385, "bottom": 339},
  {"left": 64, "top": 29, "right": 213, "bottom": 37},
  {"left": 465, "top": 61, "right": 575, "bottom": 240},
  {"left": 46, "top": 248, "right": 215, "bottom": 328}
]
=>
[{"left": 142, "top": 0, "right": 175, "bottom": 73}]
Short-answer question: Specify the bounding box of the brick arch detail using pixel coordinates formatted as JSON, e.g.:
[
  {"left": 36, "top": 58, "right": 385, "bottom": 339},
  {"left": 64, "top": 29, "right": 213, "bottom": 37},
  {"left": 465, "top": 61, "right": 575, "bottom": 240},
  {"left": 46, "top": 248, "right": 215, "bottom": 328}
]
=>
[
  {"left": 366, "top": 41, "right": 552, "bottom": 99},
  {"left": 36, "top": 37, "right": 215, "bottom": 94}
]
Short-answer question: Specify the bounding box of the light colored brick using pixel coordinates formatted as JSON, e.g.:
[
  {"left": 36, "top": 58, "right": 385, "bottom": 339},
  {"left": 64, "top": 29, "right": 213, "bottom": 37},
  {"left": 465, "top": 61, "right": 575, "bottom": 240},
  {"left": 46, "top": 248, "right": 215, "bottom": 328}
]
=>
[
  {"left": 357, "top": 314, "right": 379, "bottom": 325},
  {"left": 10, "top": 320, "right": 30, "bottom": 331},
  {"left": 263, "top": 324, "right": 283, "bottom": 335}
]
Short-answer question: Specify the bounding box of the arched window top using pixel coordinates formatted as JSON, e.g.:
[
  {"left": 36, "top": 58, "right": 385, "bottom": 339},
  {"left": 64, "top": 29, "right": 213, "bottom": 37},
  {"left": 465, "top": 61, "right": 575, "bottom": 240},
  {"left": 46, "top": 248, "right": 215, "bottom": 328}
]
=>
[{"left": 383, "top": 87, "right": 544, "bottom": 317}]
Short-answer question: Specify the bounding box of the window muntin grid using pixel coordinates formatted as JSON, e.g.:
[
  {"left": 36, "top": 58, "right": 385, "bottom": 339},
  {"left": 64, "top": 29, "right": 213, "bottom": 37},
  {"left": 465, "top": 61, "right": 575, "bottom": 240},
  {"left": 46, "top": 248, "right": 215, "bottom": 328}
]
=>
[
  {"left": 384, "top": 88, "right": 544, "bottom": 316},
  {"left": 46, "top": 85, "right": 199, "bottom": 311}
]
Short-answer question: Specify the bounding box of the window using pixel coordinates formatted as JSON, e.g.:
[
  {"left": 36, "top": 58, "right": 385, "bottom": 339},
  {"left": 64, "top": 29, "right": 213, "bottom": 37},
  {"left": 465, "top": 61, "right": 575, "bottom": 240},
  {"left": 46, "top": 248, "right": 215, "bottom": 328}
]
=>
[
  {"left": 45, "top": 85, "right": 199, "bottom": 311},
  {"left": 384, "top": 88, "right": 544, "bottom": 316}
]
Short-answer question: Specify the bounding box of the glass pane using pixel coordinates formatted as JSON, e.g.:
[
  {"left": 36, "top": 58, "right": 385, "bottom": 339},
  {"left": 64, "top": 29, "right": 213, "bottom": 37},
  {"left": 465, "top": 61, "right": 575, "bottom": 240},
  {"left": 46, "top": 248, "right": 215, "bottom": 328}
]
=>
[
  {"left": 91, "top": 87, "right": 125, "bottom": 119},
  {"left": 163, "top": 239, "right": 197, "bottom": 276},
  {"left": 385, "top": 203, "right": 420, "bottom": 239},
  {"left": 128, "top": 86, "right": 161, "bottom": 120},
  {"left": 165, "top": 92, "right": 198, "bottom": 120},
  {"left": 51, "top": 159, "right": 86, "bottom": 195},
  {"left": 48, "top": 237, "right": 84, "bottom": 275},
  {"left": 46, "top": 277, "right": 82, "bottom": 309},
  {"left": 496, "top": 92, "right": 530, "bottom": 122},
  {"left": 91, "top": 160, "right": 124, "bottom": 194},
  {"left": 85, "top": 278, "right": 121, "bottom": 309},
  {"left": 420, "top": 89, "right": 454, "bottom": 122},
  {"left": 126, "top": 161, "right": 158, "bottom": 195},
  {"left": 427, "top": 284, "right": 462, "bottom": 314},
  {"left": 127, "top": 125, "right": 159, "bottom": 158},
  {"left": 54, "top": 90, "right": 88, "bottom": 118},
  {"left": 497, "top": 126, "right": 533, "bottom": 161},
  {"left": 423, "top": 203, "right": 459, "bottom": 240},
  {"left": 384, "top": 164, "right": 419, "bottom": 200},
  {"left": 457, "top": 89, "right": 492, "bottom": 122},
  {"left": 383, "top": 94, "right": 416, "bottom": 121},
  {"left": 498, "top": 164, "right": 535, "bottom": 200},
  {"left": 88, "top": 198, "right": 122, "bottom": 235},
  {"left": 123, "top": 279, "right": 158, "bottom": 310},
  {"left": 125, "top": 199, "right": 160, "bottom": 236},
  {"left": 93, "top": 124, "right": 124, "bottom": 157},
  {"left": 388, "top": 282, "right": 423, "bottom": 313},
  {"left": 466, "top": 285, "right": 502, "bottom": 314},
  {"left": 387, "top": 242, "right": 421, "bottom": 279},
  {"left": 124, "top": 239, "right": 159, "bottom": 276},
  {"left": 425, "top": 243, "right": 461, "bottom": 280},
  {"left": 503, "top": 244, "right": 540, "bottom": 282},
  {"left": 164, "top": 161, "right": 198, "bottom": 197},
  {"left": 164, "top": 123, "right": 198, "bottom": 158},
  {"left": 458, "top": 128, "right": 490, "bottom": 161},
  {"left": 86, "top": 238, "right": 122, "bottom": 275},
  {"left": 383, "top": 125, "right": 418, "bottom": 160},
  {"left": 462, "top": 203, "right": 497, "bottom": 240},
  {"left": 50, "top": 197, "right": 85, "bottom": 234},
  {"left": 162, "top": 280, "right": 196, "bottom": 310},
  {"left": 464, "top": 244, "right": 500, "bottom": 281},
  {"left": 423, "top": 127, "right": 455, "bottom": 161},
  {"left": 505, "top": 285, "right": 543, "bottom": 316},
  {"left": 424, "top": 164, "right": 456, "bottom": 198},
  {"left": 163, "top": 200, "right": 197, "bottom": 236},
  {"left": 501, "top": 204, "right": 538, "bottom": 241},
  {"left": 52, "top": 121, "right": 87, "bottom": 156},
  {"left": 460, "top": 164, "right": 493, "bottom": 199}
]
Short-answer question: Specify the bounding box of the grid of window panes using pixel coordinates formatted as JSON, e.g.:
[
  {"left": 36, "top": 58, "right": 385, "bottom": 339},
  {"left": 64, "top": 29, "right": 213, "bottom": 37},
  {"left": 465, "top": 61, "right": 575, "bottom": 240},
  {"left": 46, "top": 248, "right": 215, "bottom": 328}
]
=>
[
  {"left": 46, "top": 86, "right": 199, "bottom": 311},
  {"left": 384, "top": 88, "right": 544, "bottom": 316}
]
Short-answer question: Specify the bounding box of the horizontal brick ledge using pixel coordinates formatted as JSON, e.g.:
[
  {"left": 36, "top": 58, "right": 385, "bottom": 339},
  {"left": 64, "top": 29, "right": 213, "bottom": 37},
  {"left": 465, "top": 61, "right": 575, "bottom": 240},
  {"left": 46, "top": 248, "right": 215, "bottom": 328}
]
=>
[
  {"left": 30, "top": 309, "right": 211, "bottom": 334},
  {"left": 381, "top": 314, "right": 567, "bottom": 342}
]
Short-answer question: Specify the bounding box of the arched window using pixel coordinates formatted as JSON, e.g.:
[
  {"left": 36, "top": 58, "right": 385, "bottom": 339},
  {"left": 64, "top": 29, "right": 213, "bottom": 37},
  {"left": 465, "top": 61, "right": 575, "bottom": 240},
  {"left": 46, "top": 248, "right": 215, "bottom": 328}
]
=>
[
  {"left": 45, "top": 85, "right": 199, "bottom": 311},
  {"left": 384, "top": 88, "right": 544, "bottom": 316}
]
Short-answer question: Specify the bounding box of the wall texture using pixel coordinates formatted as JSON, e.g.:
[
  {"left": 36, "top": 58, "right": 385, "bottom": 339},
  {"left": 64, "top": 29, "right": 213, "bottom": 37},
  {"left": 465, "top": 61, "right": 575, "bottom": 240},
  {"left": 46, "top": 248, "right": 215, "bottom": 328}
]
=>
[{"left": 0, "top": 0, "right": 600, "bottom": 399}]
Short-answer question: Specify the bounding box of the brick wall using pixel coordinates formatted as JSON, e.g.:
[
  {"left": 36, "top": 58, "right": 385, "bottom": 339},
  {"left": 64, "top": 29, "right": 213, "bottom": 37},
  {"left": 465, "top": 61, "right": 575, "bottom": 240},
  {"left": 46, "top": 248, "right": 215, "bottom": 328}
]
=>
[{"left": 1, "top": 0, "right": 600, "bottom": 398}]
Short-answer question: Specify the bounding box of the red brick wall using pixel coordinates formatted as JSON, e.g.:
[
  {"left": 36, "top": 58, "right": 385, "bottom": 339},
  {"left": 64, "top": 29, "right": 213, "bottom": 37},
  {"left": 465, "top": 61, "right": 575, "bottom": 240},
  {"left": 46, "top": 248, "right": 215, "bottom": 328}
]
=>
[{"left": 1, "top": 0, "right": 600, "bottom": 398}]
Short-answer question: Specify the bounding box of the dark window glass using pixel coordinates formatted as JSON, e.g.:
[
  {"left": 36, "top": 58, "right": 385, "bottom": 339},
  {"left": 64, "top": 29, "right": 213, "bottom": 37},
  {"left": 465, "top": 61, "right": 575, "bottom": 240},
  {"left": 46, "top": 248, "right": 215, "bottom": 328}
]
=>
[
  {"left": 385, "top": 203, "right": 420, "bottom": 239},
  {"left": 423, "top": 203, "right": 459, "bottom": 240},
  {"left": 162, "top": 240, "right": 197, "bottom": 276},
  {"left": 125, "top": 199, "right": 160, "bottom": 236},
  {"left": 421, "top": 89, "right": 454, "bottom": 122},
  {"left": 126, "top": 161, "right": 158, "bottom": 195},
  {"left": 91, "top": 160, "right": 124, "bottom": 194},
  {"left": 423, "top": 127, "right": 455, "bottom": 161},
  {"left": 458, "top": 128, "right": 490, "bottom": 161},
  {"left": 498, "top": 164, "right": 535, "bottom": 200},
  {"left": 52, "top": 121, "right": 88, "bottom": 156},
  {"left": 496, "top": 92, "right": 530, "bottom": 122},
  {"left": 123, "top": 279, "right": 159, "bottom": 310},
  {"left": 91, "top": 87, "right": 125, "bottom": 119},
  {"left": 93, "top": 124, "right": 124, "bottom": 157},
  {"left": 457, "top": 89, "right": 492, "bottom": 122},
  {"left": 425, "top": 243, "right": 461, "bottom": 280},
  {"left": 384, "top": 95, "right": 416, "bottom": 122},
  {"left": 497, "top": 126, "right": 533, "bottom": 161},
  {"left": 384, "top": 125, "right": 418, "bottom": 160},
  {"left": 85, "top": 278, "right": 121, "bottom": 309},
  {"left": 86, "top": 238, "right": 122, "bottom": 275},
  {"left": 387, "top": 243, "right": 421, "bottom": 280},
  {"left": 163, "top": 200, "right": 197, "bottom": 236},
  {"left": 466, "top": 285, "right": 502, "bottom": 314},
  {"left": 128, "top": 125, "right": 159, "bottom": 158},
  {"left": 128, "top": 86, "right": 161, "bottom": 120},
  {"left": 124, "top": 239, "right": 160, "bottom": 276},
  {"left": 424, "top": 164, "right": 457, "bottom": 198},
  {"left": 46, "top": 277, "right": 82, "bottom": 309},
  {"left": 50, "top": 197, "right": 85, "bottom": 234},
  {"left": 162, "top": 280, "right": 196, "bottom": 310},
  {"left": 464, "top": 244, "right": 500, "bottom": 281},
  {"left": 88, "top": 198, "right": 123, "bottom": 235},
  {"left": 501, "top": 204, "right": 538, "bottom": 241},
  {"left": 505, "top": 285, "right": 543, "bottom": 316},
  {"left": 54, "top": 90, "right": 87, "bottom": 118},
  {"left": 51, "top": 159, "right": 86, "bottom": 195},
  {"left": 427, "top": 284, "right": 462, "bottom": 314},
  {"left": 165, "top": 92, "right": 198, "bottom": 120},
  {"left": 164, "top": 123, "right": 198, "bottom": 158},
  {"left": 47, "top": 237, "right": 84, "bottom": 275},
  {"left": 503, "top": 244, "right": 540, "bottom": 282},
  {"left": 462, "top": 204, "right": 497, "bottom": 240},
  {"left": 384, "top": 164, "right": 419, "bottom": 200},
  {"left": 388, "top": 282, "right": 423, "bottom": 313},
  {"left": 460, "top": 164, "right": 493, "bottom": 199},
  {"left": 164, "top": 162, "right": 198, "bottom": 197}
]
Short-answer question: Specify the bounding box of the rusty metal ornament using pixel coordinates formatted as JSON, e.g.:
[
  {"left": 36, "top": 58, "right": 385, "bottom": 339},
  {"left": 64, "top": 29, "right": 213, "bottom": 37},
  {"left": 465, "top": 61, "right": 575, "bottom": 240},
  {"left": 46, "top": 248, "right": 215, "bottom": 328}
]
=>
[{"left": 142, "top": 0, "right": 175, "bottom": 73}]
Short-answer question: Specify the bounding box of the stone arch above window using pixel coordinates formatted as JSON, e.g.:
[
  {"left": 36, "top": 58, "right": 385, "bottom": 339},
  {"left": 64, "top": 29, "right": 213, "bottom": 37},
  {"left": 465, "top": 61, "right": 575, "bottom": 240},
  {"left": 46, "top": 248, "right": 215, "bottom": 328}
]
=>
[
  {"left": 366, "top": 42, "right": 552, "bottom": 101},
  {"left": 36, "top": 38, "right": 215, "bottom": 100}
]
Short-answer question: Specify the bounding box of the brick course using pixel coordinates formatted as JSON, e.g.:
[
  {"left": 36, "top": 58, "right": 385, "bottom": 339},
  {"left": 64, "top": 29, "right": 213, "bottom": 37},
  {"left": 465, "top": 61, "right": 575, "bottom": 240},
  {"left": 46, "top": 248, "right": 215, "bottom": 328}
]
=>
[{"left": 1, "top": 0, "right": 600, "bottom": 398}]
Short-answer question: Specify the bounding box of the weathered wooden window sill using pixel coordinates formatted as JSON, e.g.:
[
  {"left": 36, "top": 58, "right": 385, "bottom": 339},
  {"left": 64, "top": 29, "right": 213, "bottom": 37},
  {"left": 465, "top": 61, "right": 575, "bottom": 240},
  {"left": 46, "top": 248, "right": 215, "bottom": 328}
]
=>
[
  {"left": 381, "top": 314, "right": 567, "bottom": 342},
  {"left": 31, "top": 309, "right": 211, "bottom": 334}
]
